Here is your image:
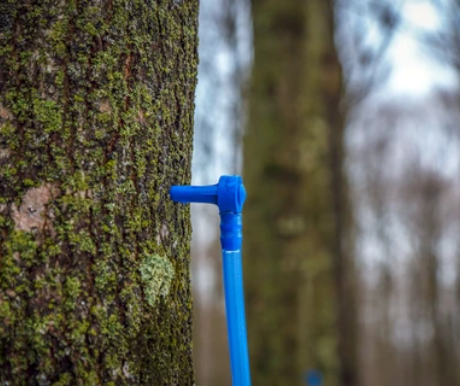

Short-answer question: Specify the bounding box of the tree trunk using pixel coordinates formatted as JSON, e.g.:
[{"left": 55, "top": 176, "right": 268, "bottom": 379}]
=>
[
  {"left": 244, "top": 1, "right": 357, "bottom": 385},
  {"left": 0, "top": 1, "right": 198, "bottom": 384}
]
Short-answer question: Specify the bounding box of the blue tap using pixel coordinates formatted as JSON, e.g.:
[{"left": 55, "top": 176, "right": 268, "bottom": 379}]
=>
[{"left": 170, "top": 176, "right": 251, "bottom": 386}]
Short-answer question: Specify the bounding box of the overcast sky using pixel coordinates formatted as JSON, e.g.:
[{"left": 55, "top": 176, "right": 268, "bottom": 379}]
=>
[{"left": 386, "top": 0, "right": 458, "bottom": 96}]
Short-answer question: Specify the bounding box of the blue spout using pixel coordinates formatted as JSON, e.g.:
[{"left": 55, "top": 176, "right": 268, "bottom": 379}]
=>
[
  {"left": 170, "top": 175, "right": 246, "bottom": 213},
  {"left": 170, "top": 184, "right": 218, "bottom": 206},
  {"left": 170, "top": 175, "right": 251, "bottom": 386}
]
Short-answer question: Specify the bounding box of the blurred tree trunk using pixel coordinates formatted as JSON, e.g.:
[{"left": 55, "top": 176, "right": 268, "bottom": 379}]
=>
[
  {"left": 418, "top": 177, "right": 459, "bottom": 386},
  {"left": 0, "top": 1, "right": 198, "bottom": 384},
  {"left": 244, "top": 1, "right": 358, "bottom": 385}
]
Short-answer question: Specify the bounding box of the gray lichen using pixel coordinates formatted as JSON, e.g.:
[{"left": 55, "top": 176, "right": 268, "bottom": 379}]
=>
[{"left": 139, "top": 254, "right": 175, "bottom": 306}]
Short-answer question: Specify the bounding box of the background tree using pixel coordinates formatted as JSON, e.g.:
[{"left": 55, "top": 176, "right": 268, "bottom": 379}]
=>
[
  {"left": 243, "top": 1, "right": 358, "bottom": 385},
  {"left": 0, "top": 1, "right": 198, "bottom": 384}
]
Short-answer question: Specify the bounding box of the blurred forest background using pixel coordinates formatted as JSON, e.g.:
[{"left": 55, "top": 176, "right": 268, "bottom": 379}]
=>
[{"left": 191, "top": 0, "right": 460, "bottom": 385}]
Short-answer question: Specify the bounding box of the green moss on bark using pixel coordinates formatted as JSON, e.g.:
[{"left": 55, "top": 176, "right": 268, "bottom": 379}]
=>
[{"left": 0, "top": 0, "right": 198, "bottom": 384}]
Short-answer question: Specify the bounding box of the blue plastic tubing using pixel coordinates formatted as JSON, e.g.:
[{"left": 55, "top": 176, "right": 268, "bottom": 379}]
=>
[
  {"left": 170, "top": 176, "right": 251, "bottom": 386},
  {"left": 223, "top": 249, "right": 251, "bottom": 386},
  {"left": 220, "top": 212, "right": 251, "bottom": 386}
]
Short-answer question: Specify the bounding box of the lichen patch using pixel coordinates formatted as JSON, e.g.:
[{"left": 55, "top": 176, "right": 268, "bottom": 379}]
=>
[
  {"left": 11, "top": 184, "right": 58, "bottom": 232},
  {"left": 139, "top": 254, "right": 175, "bottom": 307},
  {"left": 98, "top": 100, "right": 112, "bottom": 113}
]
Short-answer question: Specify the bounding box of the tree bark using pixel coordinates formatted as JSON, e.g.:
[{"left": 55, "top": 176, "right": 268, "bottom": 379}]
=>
[
  {"left": 244, "top": 1, "right": 358, "bottom": 385},
  {"left": 0, "top": 0, "right": 198, "bottom": 384}
]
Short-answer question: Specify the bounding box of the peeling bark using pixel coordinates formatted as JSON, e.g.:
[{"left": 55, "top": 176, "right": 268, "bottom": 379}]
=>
[{"left": 11, "top": 184, "right": 58, "bottom": 232}]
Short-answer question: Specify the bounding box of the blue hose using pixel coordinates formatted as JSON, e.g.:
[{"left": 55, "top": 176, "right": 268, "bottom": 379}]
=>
[
  {"left": 222, "top": 249, "right": 251, "bottom": 386},
  {"left": 170, "top": 176, "right": 252, "bottom": 386}
]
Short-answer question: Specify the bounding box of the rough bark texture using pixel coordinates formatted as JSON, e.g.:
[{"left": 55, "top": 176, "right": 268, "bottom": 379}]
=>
[
  {"left": 0, "top": 0, "right": 198, "bottom": 384},
  {"left": 244, "top": 1, "right": 358, "bottom": 385}
]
